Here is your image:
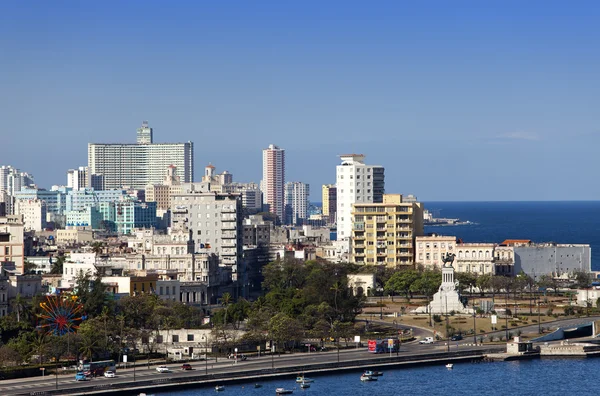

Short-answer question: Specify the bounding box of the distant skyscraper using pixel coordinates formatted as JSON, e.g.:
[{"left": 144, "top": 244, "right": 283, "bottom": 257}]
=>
[
  {"left": 261, "top": 144, "right": 285, "bottom": 222},
  {"left": 336, "top": 154, "right": 384, "bottom": 241},
  {"left": 137, "top": 121, "right": 153, "bottom": 144},
  {"left": 322, "top": 184, "right": 337, "bottom": 224},
  {"left": 0, "top": 166, "right": 35, "bottom": 196},
  {"left": 88, "top": 121, "right": 193, "bottom": 190},
  {"left": 285, "top": 182, "right": 309, "bottom": 225}
]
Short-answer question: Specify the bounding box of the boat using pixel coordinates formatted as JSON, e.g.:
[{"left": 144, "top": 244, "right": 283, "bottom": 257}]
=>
[
  {"left": 360, "top": 373, "right": 377, "bottom": 382},
  {"left": 296, "top": 376, "right": 314, "bottom": 383},
  {"left": 446, "top": 363, "right": 454, "bottom": 369},
  {"left": 276, "top": 388, "right": 294, "bottom": 394},
  {"left": 215, "top": 385, "right": 225, "bottom": 391},
  {"left": 255, "top": 384, "right": 263, "bottom": 388},
  {"left": 300, "top": 381, "right": 311, "bottom": 389},
  {"left": 364, "top": 370, "right": 383, "bottom": 377}
]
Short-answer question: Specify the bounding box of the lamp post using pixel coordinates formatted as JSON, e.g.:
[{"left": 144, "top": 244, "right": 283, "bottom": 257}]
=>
[
  {"left": 202, "top": 336, "right": 208, "bottom": 375},
  {"left": 379, "top": 293, "right": 383, "bottom": 320},
  {"left": 505, "top": 287, "right": 509, "bottom": 341},
  {"left": 473, "top": 300, "right": 477, "bottom": 345},
  {"left": 538, "top": 301, "right": 541, "bottom": 334},
  {"left": 393, "top": 320, "right": 399, "bottom": 355}
]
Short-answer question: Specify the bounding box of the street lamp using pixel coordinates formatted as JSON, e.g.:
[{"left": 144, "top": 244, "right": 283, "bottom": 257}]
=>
[
  {"left": 393, "top": 320, "right": 399, "bottom": 355},
  {"left": 202, "top": 335, "right": 208, "bottom": 375},
  {"left": 505, "top": 287, "right": 509, "bottom": 341}
]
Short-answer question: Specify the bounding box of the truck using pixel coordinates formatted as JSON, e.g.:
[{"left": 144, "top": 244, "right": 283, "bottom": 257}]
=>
[
  {"left": 419, "top": 337, "right": 434, "bottom": 344},
  {"left": 367, "top": 339, "right": 400, "bottom": 353}
]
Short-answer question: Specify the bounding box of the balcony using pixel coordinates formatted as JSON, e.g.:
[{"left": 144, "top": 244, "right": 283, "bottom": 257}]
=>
[
  {"left": 354, "top": 234, "right": 365, "bottom": 240},
  {"left": 221, "top": 216, "right": 237, "bottom": 222}
]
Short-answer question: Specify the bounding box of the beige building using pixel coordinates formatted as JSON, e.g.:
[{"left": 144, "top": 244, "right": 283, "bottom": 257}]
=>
[
  {"left": 415, "top": 235, "right": 457, "bottom": 269},
  {"left": 351, "top": 194, "right": 423, "bottom": 268},
  {"left": 321, "top": 184, "right": 336, "bottom": 224},
  {"left": 145, "top": 165, "right": 182, "bottom": 211},
  {"left": 14, "top": 199, "right": 47, "bottom": 232},
  {"left": 0, "top": 215, "right": 25, "bottom": 273},
  {"left": 455, "top": 243, "right": 496, "bottom": 275},
  {"left": 56, "top": 229, "right": 95, "bottom": 245}
]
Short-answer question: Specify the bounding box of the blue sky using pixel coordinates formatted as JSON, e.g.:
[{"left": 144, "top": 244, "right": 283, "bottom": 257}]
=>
[{"left": 1, "top": 1, "right": 599, "bottom": 201}]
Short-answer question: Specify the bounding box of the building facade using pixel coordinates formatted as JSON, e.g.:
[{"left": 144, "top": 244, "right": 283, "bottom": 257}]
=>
[
  {"left": 171, "top": 192, "right": 243, "bottom": 270},
  {"left": 351, "top": 194, "right": 423, "bottom": 267},
  {"left": 415, "top": 235, "right": 457, "bottom": 269},
  {"left": 284, "top": 181, "right": 309, "bottom": 225},
  {"left": 455, "top": 243, "right": 496, "bottom": 275},
  {"left": 336, "top": 154, "right": 384, "bottom": 241},
  {"left": 322, "top": 184, "right": 337, "bottom": 225},
  {"left": 261, "top": 144, "right": 285, "bottom": 223},
  {"left": 14, "top": 199, "right": 47, "bottom": 231},
  {"left": 513, "top": 243, "right": 591, "bottom": 277},
  {"left": 0, "top": 216, "right": 25, "bottom": 273},
  {"left": 88, "top": 122, "right": 194, "bottom": 190},
  {"left": 66, "top": 166, "right": 88, "bottom": 191}
]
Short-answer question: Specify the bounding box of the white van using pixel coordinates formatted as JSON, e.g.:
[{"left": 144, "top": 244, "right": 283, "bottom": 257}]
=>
[{"left": 419, "top": 337, "right": 434, "bottom": 344}]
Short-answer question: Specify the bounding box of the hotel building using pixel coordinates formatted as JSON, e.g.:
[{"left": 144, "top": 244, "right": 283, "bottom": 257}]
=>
[{"left": 261, "top": 144, "right": 285, "bottom": 222}]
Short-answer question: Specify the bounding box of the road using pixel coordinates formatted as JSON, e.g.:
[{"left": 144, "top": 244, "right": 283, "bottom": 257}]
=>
[{"left": 0, "top": 343, "right": 492, "bottom": 395}]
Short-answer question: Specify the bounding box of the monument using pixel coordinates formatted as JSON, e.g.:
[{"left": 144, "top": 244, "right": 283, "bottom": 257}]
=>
[{"left": 414, "top": 253, "right": 473, "bottom": 315}]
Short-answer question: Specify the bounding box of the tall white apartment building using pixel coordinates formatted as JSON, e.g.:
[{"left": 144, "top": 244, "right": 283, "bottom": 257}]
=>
[
  {"left": 14, "top": 199, "right": 47, "bottom": 232},
  {"left": 261, "top": 144, "right": 285, "bottom": 223},
  {"left": 66, "top": 166, "right": 88, "bottom": 191},
  {"left": 336, "top": 154, "right": 384, "bottom": 240},
  {"left": 285, "top": 182, "right": 310, "bottom": 225},
  {"left": 171, "top": 192, "right": 243, "bottom": 271},
  {"left": 88, "top": 121, "right": 194, "bottom": 190}
]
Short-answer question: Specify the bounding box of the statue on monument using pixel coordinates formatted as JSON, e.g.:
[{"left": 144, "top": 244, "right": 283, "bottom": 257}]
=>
[{"left": 441, "top": 252, "right": 456, "bottom": 268}]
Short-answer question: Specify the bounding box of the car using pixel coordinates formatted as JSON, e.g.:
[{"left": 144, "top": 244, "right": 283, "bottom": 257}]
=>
[
  {"left": 450, "top": 335, "right": 463, "bottom": 341},
  {"left": 419, "top": 337, "right": 434, "bottom": 344},
  {"left": 181, "top": 363, "right": 192, "bottom": 370},
  {"left": 156, "top": 365, "right": 170, "bottom": 373},
  {"left": 75, "top": 372, "right": 90, "bottom": 381},
  {"left": 104, "top": 370, "right": 115, "bottom": 378}
]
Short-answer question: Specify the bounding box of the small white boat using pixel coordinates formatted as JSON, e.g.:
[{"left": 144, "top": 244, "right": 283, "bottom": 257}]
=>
[
  {"left": 364, "top": 370, "right": 383, "bottom": 377},
  {"left": 296, "top": 376, "right": 314, "bottom": 383},
  {"left": 360, "top": 373, "right": 377, "bottom": 382},
  {"left": 276, "top": 388, "right": 294, "bottom": 394},
  {"left": 215, "top": 385, "right": 225, "bottom": 391},
  {"left": 446, "top": 363, "right": 454, "bottom": 369}
]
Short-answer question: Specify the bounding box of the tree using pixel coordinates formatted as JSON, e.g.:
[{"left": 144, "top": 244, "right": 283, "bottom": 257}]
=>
[
  {"left": 268, "top": 313, "right": 303, "bottom": 351},
  {"left": 12, "top": 293, "right": 27, "bottom": 323},
  {"left": 0, "top": 345, "right": 22, "bottom": 366},
  {"left": 23, "top": 260, "right": 37, "bottom": 274},
  {"left": 220, "top": 292, "right": 233, "bottom": 326},
  {"left": 572, "top": 270, "right": 592, "bottom": 289},
  {"left": 384, "top": 270, "right": 420, "bottom": 299},
  {"left": 476, "top": 274, "right": 492, "bottom": 296}
]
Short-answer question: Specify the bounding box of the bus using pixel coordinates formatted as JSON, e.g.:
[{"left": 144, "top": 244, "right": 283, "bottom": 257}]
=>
[
  {"left": 81, "top": 360, "right": 116, "bottom": 377},
  {"left": 367, "top": 339, "right": 399, "bottom": 353}
]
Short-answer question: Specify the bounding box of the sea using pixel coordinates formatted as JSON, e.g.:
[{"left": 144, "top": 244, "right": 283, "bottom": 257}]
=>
[
  {"left": 423, "top": 201, "right": 600, "bottom": 271},
  {"left": 154, "top": 358, "right": 598, "bottom": 396}
]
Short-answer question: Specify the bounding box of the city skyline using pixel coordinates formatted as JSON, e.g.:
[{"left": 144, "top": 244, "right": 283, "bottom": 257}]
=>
[{"left": 2, "top": 2, "right": 600, "bottom": 201}]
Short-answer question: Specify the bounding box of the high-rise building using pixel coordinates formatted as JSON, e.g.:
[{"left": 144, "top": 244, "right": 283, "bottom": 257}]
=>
[
  {"left": 261, "top": 144, "right": 285, "bottom": 222},
  {"left": 322, "top": 184, "right": 337, "bottom": 224},
  {"left": 14, "top": 199, "right": 47, "bottom": 232},
  {"left": 88, "top": 121, "right": 193, "bottom": 190},
  {"left": 351, "top": 194, "right": 423, "bottom": 268},
  {"left": 171, "top": 191, "right": 243, "bottom": 271},
  {"left": 336, "top": 154, "right": 384, "bottom": 241},
  {"left": 0, "top": 166, "right": 35, "bottom": 196},
  {"left": 66, "top": 166, "right": 88, "bottom": 191},
  {"left": 285, "top": 182, "right": 310, "bottom": 225},
  {"left": 137, "top": 121, "right": 153, "bottom": 144}
]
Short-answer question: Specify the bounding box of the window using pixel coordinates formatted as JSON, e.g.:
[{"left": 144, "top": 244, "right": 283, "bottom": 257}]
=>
[
  {"left": 172, "top": 335, "right": 179, "bottom": 343},
  {"left": 187, "top": 334, "right": 194, "bottom": 341},
  {"left": 426, "top": 253, "right": 430, "bottom": 260},
  {"left": 441, "top": 243, "right": 445, "bottom": 248}
]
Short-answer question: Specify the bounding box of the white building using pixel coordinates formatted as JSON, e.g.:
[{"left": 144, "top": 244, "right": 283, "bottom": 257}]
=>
[
  {"left": 171, "top": 192, "right": 243, "bottom": 270},
  {"left": 88, "top": 121, "right": 194, "bottom": 190},
  {"left": 261, "top": 144, "right": 285, "bottom": 223},
  {"left": 222, "top": 182, "right": 262, "bottom": 213},
  {"left": 285, "top": 182, "right": 309, "bottom": 225},
  {"left": 14, "top": 199, "right": 47, "bottom": 232},
  {"left": 66, "top": 166, "right": 88, "bottom": 191},
  {"left": 336, "top": 154, "right": 384, "bottom": 241}
]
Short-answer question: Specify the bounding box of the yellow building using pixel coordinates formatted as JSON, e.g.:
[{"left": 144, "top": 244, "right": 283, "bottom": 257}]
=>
[
  {"left": 351, "top": 194, "right": 423, "bottom": 268},
  {"left": 321, "top": 184, "right": 336, "bottom": 224}
]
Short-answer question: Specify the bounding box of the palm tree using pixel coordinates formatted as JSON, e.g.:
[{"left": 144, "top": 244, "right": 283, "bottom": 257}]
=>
[
  {"left": 12, "top": 293, "right": 26, "bottom": 323},
  {"left": 221, "top": 292, "right": 232, "bottom": 326},
  {"left": 32, "top": 333, "right": 49, "bottom": 365},
  {"left": 79, "top": 336, "right": 98, "bottom": 362}
]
